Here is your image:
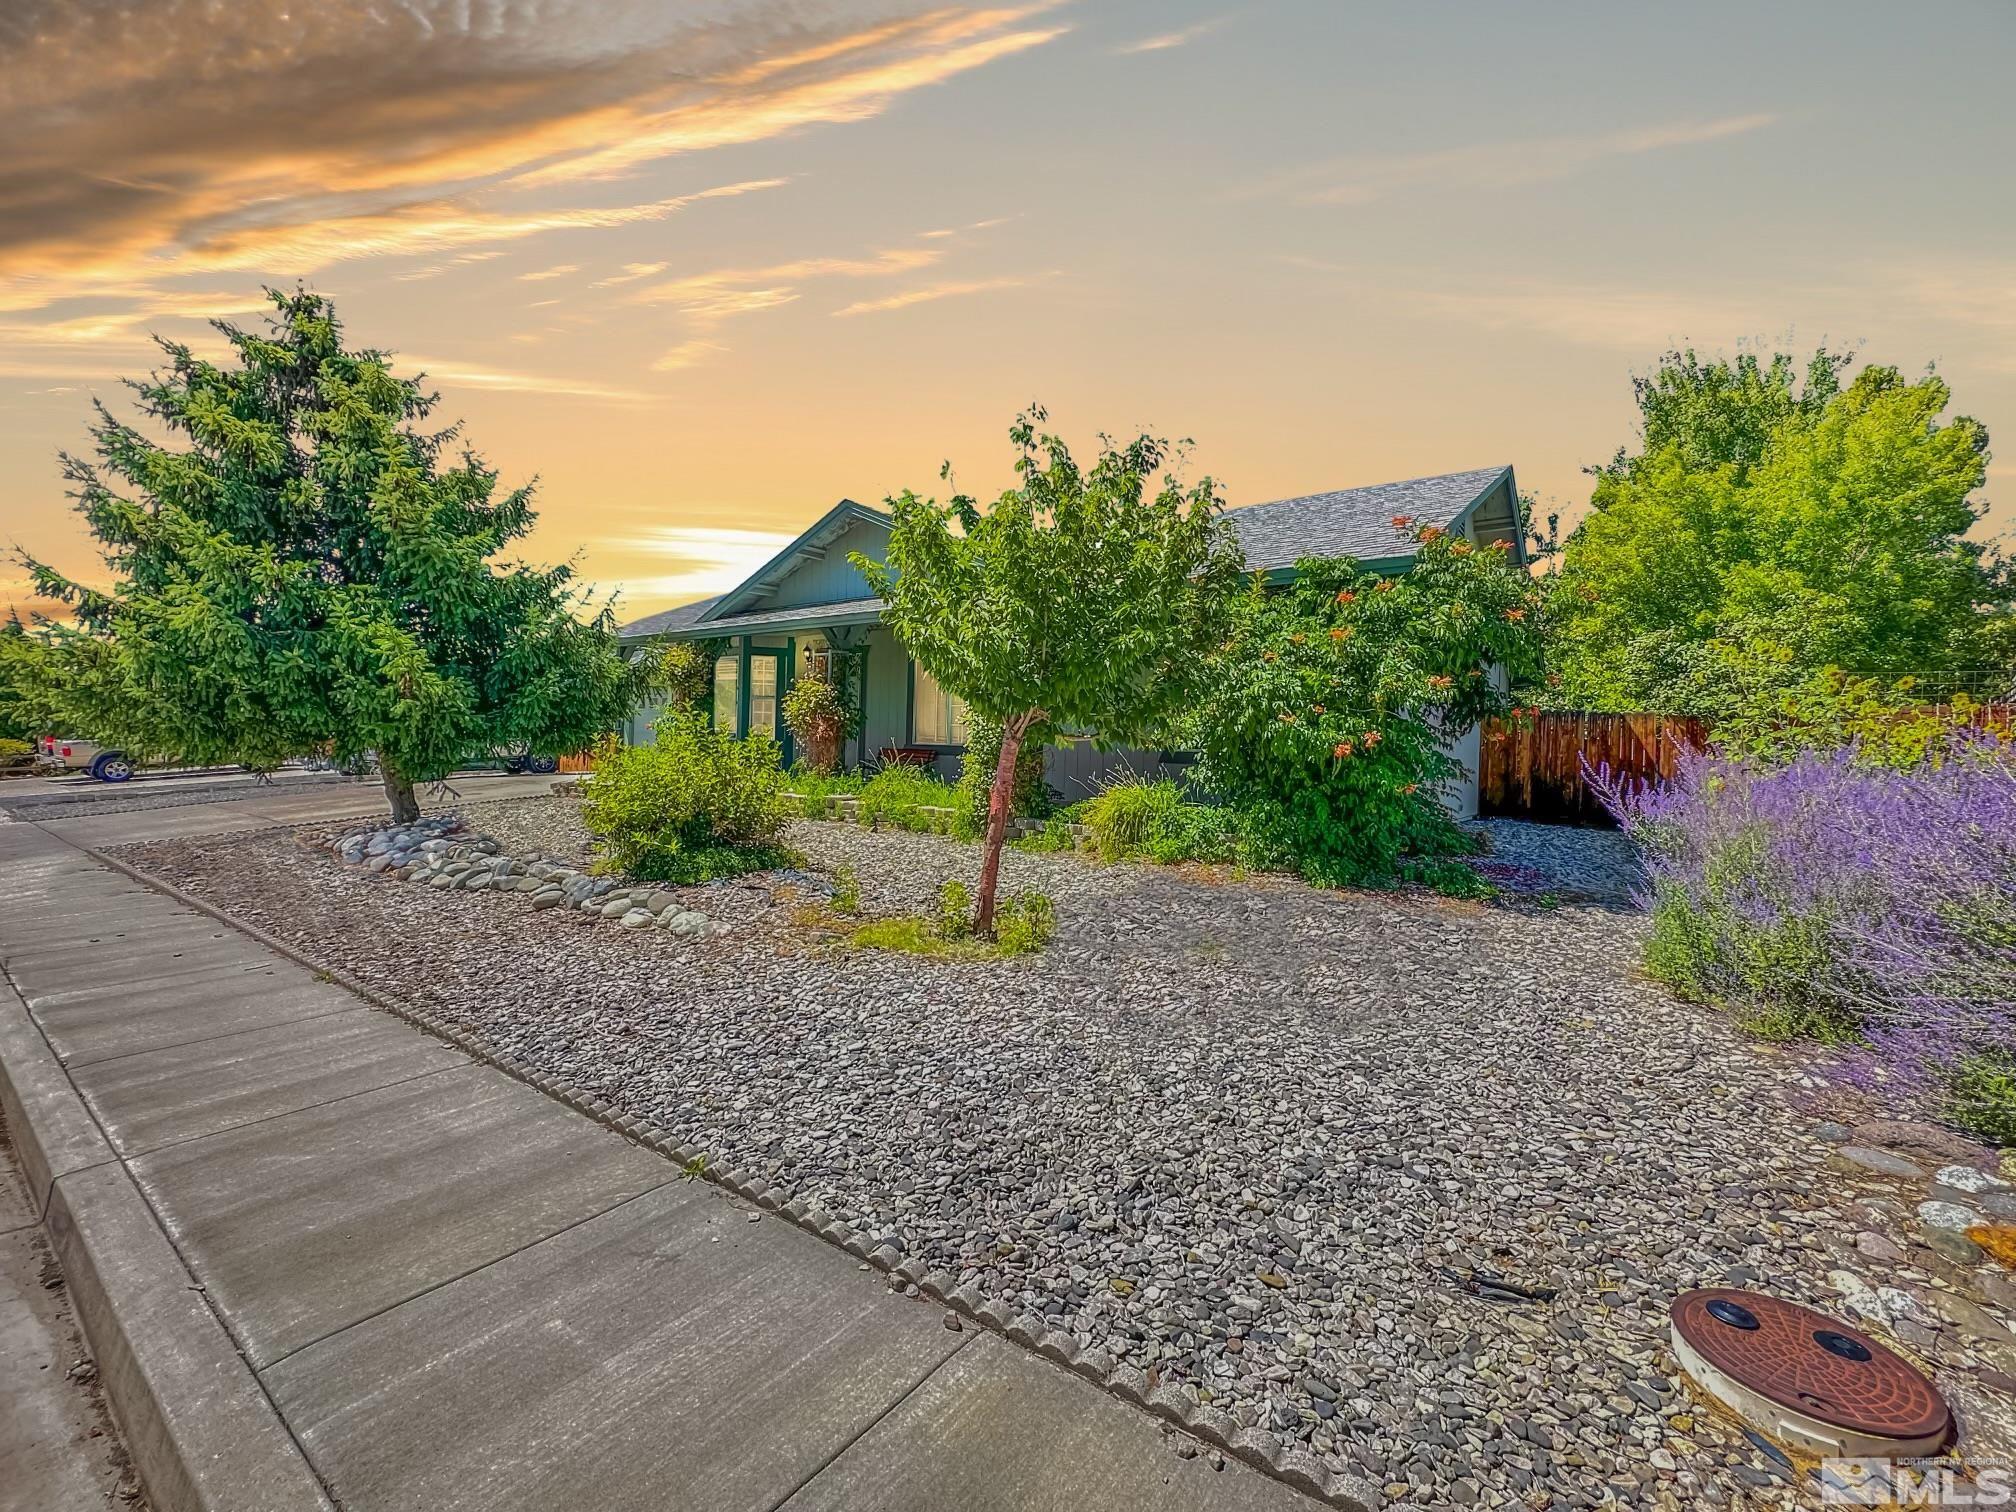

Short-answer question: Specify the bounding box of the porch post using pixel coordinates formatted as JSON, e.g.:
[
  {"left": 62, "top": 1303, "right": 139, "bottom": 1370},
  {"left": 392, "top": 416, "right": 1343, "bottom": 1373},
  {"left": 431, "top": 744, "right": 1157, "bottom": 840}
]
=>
[
  {"left": 737, "top": 635, "right": 751, "bottom": 738},
  {"left": 782, "top": 636, "right": 796, "bottom": 767},
  {"left": 856, "top": 638, "right": 870, "bottom": 769}
]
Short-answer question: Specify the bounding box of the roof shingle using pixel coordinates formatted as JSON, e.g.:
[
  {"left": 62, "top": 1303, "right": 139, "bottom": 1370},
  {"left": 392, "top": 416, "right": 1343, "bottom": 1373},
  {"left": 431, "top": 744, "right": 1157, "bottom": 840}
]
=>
[{"left": 1226, "top": 466, "right": 1509, "bottom": 573}]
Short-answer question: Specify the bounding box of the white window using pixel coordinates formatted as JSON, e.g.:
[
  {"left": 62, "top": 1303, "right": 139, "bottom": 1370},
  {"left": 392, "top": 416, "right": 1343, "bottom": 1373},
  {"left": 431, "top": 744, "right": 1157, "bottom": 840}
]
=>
[
  {"left": 747, "top": 654, "right": 778, "bottom": 740},
  {"left": 912, "top": 662, "right": 970, "bottom": 745},
  {"left": 712, "top": 654, "right": 739, "bottom": 734}
]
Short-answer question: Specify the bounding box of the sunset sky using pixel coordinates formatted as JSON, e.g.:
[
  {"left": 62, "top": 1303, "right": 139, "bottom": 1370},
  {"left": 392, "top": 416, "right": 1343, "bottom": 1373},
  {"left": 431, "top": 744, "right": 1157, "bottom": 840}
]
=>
[{"left": 3, "top": 0, "right": 2013, "bottom": 622}]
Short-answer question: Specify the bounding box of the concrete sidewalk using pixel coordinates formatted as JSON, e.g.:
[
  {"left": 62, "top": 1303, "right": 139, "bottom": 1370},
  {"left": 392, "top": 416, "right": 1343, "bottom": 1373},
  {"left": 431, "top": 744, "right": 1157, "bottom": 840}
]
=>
[{"left": 0, "top": 803, "right": 1356, "bottom": 1512}]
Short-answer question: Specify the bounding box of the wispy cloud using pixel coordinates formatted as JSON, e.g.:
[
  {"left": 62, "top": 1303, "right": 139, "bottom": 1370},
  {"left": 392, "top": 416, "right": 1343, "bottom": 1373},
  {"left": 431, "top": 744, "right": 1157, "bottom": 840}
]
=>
[
  {"left": 1113, "top": 17, "right": 1226, "bottom": 54},
  {"left": 592, "top": 261, "right": 670, "bottom": 288},
  {"left": 1298, "top": 255, "right": 2016, "bottom": 367},
  {"left": 831, "top": 274, "right": 1039, "bottom": 317},
  {"left": 1408, "top": 279, "right": 1776, "bottom": 353},
  {"left": 517, "top": 264, "right": 580, "bottom": 282},
  {"left": 400, "top": 355, "right": 654, "bottom": 403},
  {"left": 0, "top": 2, "right": 1066, "bottom": 305},
  {"left": 0, "top": 289, "right": 271, "bottom": 350},
  {"left": 650, "top": 339, "right": 729, "bottom": 374},
  {"left": 606, "top": 524, "right": 796, "bottom": 602},
  {"left": 918, "top": 215, "right": 1013, "bottom": 240},
  {"left": 1260, "top": 113, "right": 1778, "bottom": 206},
  {"left": 397, "top": 249, "right": 509, "bottom": 282},
  {"left": 636, "top": 247, "right": 946, "bottom": 367}
]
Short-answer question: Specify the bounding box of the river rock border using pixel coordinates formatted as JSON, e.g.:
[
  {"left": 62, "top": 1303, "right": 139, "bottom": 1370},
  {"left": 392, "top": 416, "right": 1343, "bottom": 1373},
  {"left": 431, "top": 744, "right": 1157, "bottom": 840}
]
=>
[
  {"left": 103, "top": 829, "right": 1376, "bottom": 1511},
  {"left": 327, "top": 817, "right": 728, "bottom": 939}
]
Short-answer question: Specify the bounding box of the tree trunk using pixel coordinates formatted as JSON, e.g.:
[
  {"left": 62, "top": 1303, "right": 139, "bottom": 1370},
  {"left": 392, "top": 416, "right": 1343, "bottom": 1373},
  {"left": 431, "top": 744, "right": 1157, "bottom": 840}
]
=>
[
  {"left": 973, "top": 709, "right": 1039, "bottom": 937},
  {"left": 381, "top": 765, "right": 420, "bottom": 824}
]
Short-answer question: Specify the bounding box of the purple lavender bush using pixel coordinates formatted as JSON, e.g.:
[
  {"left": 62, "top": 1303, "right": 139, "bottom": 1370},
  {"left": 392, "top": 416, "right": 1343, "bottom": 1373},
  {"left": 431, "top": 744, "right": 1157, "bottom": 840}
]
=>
[{"left": 1595, "top": 736, "right": 2016, "bottom": 1140}]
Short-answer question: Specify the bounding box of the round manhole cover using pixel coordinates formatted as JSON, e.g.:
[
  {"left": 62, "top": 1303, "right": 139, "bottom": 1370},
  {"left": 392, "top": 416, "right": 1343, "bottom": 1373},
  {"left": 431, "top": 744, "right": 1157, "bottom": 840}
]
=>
[{"left": 1671, "top": 1289, "right": 1950, "bottom": 1452}]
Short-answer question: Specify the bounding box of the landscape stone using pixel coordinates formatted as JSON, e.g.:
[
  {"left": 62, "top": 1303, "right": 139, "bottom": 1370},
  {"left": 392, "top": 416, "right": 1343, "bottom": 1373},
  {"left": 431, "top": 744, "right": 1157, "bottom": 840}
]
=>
[
  {"left": 1837, "top": 1146, "right": 1925, "bottom": 1180},
  {"left": 1939, "top": 1165, "right": 2012, "bottom": 1195}
]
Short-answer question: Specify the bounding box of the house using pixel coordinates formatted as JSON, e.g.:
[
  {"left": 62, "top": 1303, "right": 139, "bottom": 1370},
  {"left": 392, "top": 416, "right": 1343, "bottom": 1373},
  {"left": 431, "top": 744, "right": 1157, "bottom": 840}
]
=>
[{"left": 617, "top": 465, "right": 1525, "bottom": 816}]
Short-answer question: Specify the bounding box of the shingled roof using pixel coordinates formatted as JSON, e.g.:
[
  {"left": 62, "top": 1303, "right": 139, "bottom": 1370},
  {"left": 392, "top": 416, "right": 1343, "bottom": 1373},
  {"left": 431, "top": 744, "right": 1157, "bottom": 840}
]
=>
[
  {"left": 1226, "top": 466, "right": 1513, "bottom": 574},
  {"left": 619, "top": 465, "right": 1518, "bottom": 638},
  {"left": 617, "top": 595, "right": 721, "bottom": 639}
]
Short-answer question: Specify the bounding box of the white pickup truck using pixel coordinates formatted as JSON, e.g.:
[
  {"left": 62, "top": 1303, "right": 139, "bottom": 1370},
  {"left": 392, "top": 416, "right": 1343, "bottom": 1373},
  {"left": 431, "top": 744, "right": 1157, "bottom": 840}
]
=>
[{"left": 36, "top": 737, "right": 137, "bottom": 782}]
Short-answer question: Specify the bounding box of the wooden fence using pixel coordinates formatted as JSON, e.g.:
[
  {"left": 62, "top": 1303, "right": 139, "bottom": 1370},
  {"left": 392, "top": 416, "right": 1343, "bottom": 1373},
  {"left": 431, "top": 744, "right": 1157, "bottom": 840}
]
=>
[{"left": 1478, "top": 712, "right": 1710, "bottom": 827}]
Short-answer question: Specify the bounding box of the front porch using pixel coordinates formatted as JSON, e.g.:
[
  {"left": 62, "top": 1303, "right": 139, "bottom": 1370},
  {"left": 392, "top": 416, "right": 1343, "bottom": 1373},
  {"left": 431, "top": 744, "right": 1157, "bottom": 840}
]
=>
[{"left": 622, "top": 620, "right": 967, "bottom": 780}]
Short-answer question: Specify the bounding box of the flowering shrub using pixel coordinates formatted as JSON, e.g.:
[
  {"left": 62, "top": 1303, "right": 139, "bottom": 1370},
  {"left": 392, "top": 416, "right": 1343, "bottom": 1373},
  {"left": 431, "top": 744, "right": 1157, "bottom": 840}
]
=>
[
  {"left": 1195, "top": 523, "right": 1543, "bottom": 891},
  {"left": 1597, "top": 738, "right": 2016, "bottom": 1139},
  {"left": 780, "top": 673, "right": 856, "bottom": 774}
]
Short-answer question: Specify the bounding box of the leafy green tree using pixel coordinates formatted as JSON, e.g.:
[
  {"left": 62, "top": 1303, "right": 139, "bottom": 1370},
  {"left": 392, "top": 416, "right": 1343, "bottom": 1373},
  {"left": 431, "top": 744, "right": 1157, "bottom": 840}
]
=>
[
  {"left": 857, "top": 408, "right": 1246, "bottom": 934},
  {"left": 1197, "top": 524, "right": 1543, "bottom": 890},
  {"left": 1548, "top": 356, "right": 2008, "bottom": 714},
  {"left": 1592, "top": 345, "right": 1853, "bottom": 492},
  {"left": 22, "top": 288, "right": 654, "bottom": 820}
]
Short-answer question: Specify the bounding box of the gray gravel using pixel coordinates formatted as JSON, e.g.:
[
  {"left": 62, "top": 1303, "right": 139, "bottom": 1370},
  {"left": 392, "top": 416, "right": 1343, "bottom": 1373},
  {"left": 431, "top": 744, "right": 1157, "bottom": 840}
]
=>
[
  {"left": 111, "top": 796, "right": 2014, "bottom": 1509},
  {"left": 1466, "top": 819, "right": 1644, "bottom": 904}
]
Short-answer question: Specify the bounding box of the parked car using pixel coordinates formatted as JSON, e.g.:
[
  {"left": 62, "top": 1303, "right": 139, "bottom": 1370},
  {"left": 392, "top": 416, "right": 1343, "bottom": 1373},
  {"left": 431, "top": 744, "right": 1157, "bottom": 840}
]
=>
[
  {"left": 37, "top": 737, "right": 137, "bottom": 782},
  {"left": 469, "top": 747, "right": 561, "bottom": 775}
]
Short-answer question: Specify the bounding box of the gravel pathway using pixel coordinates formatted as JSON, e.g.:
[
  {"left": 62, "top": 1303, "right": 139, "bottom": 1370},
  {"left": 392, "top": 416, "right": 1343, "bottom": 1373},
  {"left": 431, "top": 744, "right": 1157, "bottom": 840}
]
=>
[{"left": 109, "top": 797, "right": 2012, "bottom": 1509}]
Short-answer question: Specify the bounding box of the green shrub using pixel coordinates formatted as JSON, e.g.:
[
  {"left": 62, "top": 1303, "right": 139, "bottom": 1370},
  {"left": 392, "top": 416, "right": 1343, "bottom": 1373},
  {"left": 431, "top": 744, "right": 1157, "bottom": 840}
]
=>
[
  {"left": 1948, "top": 1054, "right": 2016, "bottom": 1145},
  {"left": 846, "top": 889, "right": 1055, "bottom": 958},
  {"left": 1074, "top": 777, "right": 1275, "bottom": 868},
  {"left": 1014, "top": 815, "right": 1081, "bottom": 854},
  {"left": 993, "top": 890, "right": 1056, "bottom": 955},
  {"left": 787, "top": 766, "right": 865, "bottom": 816},
  {"left": 788, "top": 766, "right": 865, "bottom": 797},
  {"left": 581, "top": 712, "right": 794, "bottom": 882},
  {"left": 857, "top": 764, "right": 959, "bottom": 832},
  {"left": 954, "top": 713, "right": 1051, "bottom": 840},
  {"left": 937, "top": 879, "right": 973, "bottom": 939},
  {"left": 1080, "top": 778, "right": 1183, "bottom": 860},
  {"left": 848, "top": 916, "right": 955, "bottom": 955},
  {"left": 1639, "top": 826, "right": 1858, "bottom": 1042},
  {"left": 0, "top": 737, "right": 31, "bottom": 759},
  {"left": 830, "top": 864, "right": 860, "bottom": 915},
  {"left": 1705, "top": 653, "right": 2007, "bottom": 772}
]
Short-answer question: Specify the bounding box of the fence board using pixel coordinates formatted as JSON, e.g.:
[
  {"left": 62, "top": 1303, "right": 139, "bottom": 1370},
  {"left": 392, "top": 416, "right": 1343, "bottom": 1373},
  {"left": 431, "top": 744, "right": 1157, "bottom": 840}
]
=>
[{"left": 1478, "top": 712, "right": 1709, "bottom": 826}]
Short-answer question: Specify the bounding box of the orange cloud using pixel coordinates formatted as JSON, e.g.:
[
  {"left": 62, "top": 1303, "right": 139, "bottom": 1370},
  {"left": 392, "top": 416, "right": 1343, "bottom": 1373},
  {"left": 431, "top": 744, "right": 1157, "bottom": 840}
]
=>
[
  {"left": 637, "top": 247, "right": 948, "bottom": 367},
  {"left": 831, "top": 274, "right": 1039, "bottom": 317},
  {"left": 0, "top": 3, "right": 1067, "bottom": 309}
]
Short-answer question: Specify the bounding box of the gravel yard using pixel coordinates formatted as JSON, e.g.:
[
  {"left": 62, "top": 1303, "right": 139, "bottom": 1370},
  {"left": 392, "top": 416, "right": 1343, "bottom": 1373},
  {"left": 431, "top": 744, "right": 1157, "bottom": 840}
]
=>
[{"left": 111, "top": 795, "right": 2016, "bottom": 1509}]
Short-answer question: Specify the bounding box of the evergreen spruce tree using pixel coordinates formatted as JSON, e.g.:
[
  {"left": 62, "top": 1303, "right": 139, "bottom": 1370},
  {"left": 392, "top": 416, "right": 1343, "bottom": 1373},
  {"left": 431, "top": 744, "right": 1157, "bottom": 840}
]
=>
[{"left": 24, "top": 288, "right": 654, "bottom": 820}]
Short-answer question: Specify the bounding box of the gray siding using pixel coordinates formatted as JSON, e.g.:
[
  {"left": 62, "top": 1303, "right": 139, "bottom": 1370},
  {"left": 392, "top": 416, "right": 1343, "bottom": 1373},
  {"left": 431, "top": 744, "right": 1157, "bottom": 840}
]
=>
[
  {"left": 762, "top": 519, "right": 888, "bottom": 611},
  {"left": 848, "top": 627, "right": 912, "bottom": 768},
  {"left": 1040, "top": 741, "right": 1196, "bottom": 802}
]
